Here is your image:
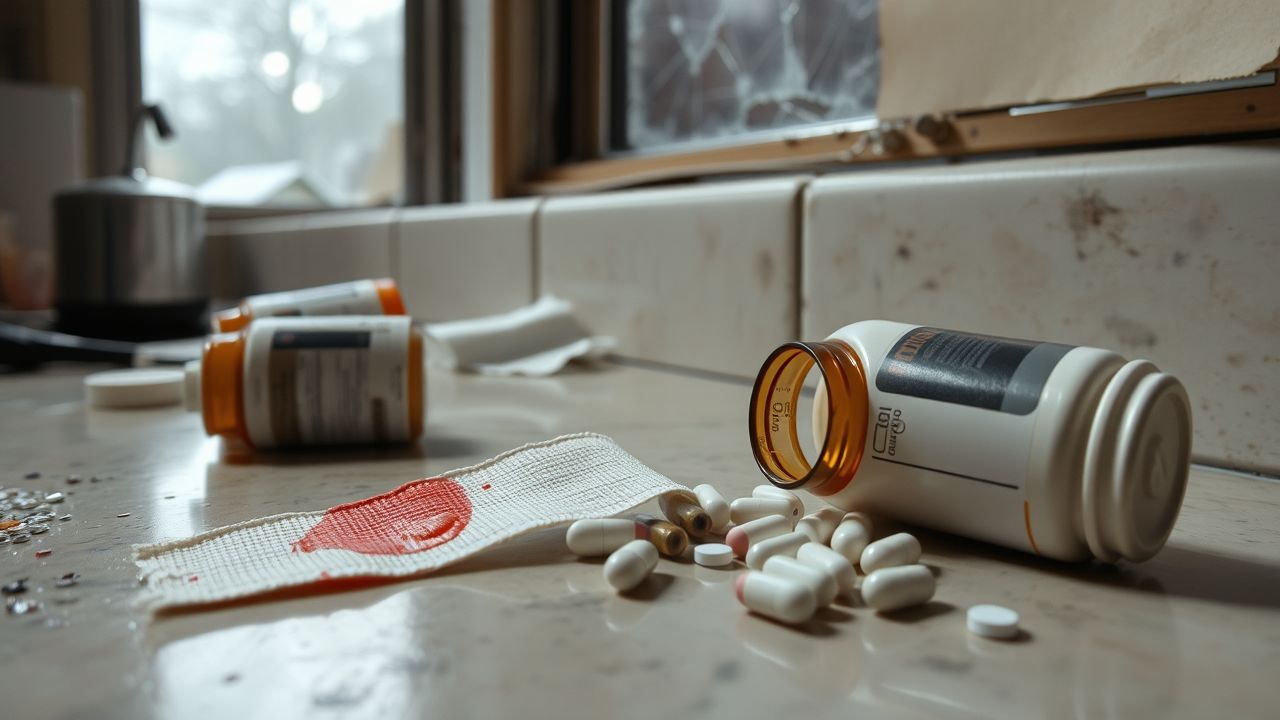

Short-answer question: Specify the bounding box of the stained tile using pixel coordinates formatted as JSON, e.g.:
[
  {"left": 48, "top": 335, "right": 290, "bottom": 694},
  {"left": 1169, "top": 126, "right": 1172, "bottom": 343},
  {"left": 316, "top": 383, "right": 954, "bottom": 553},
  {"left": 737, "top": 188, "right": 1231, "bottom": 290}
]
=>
[{"left": 803, "top": 143, "right": 1280, "bottom": 473}]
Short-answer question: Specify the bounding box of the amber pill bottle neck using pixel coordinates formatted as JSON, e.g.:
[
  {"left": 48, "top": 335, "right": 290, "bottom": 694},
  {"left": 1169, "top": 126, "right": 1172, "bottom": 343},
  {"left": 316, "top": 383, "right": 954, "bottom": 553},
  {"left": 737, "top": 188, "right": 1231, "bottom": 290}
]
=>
[
  {"left": 748, "top": 341, "right": 869, "bottom": 497},
  {"left": 201, "top": 333, "right": 248, "bottom": 442}
]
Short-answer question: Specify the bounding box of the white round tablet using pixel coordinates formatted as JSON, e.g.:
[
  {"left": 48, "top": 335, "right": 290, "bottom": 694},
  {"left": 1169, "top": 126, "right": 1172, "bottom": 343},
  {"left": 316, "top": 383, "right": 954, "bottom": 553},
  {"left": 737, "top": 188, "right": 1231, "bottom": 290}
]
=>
[
  {"left": 85, "top": 368, "right": 186, "bottom": 409},
  {"left": 694, "top": 542, "right": 734, "bottom": 568},
  {"left": 967, "top": 604, "right": 1020, "bottom": 639}
]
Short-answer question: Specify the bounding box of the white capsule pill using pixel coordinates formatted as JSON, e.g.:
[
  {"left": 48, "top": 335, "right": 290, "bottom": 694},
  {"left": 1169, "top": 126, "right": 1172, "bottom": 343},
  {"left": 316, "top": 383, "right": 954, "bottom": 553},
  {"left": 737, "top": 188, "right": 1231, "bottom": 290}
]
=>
[
  {"left": 566, "top": 518, "right": 643, "bottom": 556},
  {"left": 860, "top": 532, "right": 922, "bottom": 573},
  {"left": 724, "top": 514, "right": 791, "bottom": 558},
  {"left": 603, "top": 539, "right": 659, "bottom": 592},
  {"left": 763, "top": 555, "right": 837, "bottom": 607},
  {"left": 735, "top": 571, "right": 817, "bottom": 625},
  {"left": 967, "top": 604, "right": 1020, "bottom": 639},
  {"left": 861, "top": 564, "right": 936, "bottom": 612},
  {"left": 751, "top": 485, "right": 805, "bottom": 517},
  {"left": 796, "top": 542, "right": 858, "bottom": 595},
  {"left": 829, "top": 512, "right": 873, "bottom": 565},
  {"left": 730, "top": 496, "right": 799, "bottom": 526},
  {"left": 693, "top": 483, "right": 732, "bottom": 532},
  {"left": 694, "top": 542, "right": 734, "bottom": 568},
  {"left": 745, "top": 530, "right": 809, "bottom": 570},
  {"left": 795, "top": 507, "right": 845, "bottom": 544}
]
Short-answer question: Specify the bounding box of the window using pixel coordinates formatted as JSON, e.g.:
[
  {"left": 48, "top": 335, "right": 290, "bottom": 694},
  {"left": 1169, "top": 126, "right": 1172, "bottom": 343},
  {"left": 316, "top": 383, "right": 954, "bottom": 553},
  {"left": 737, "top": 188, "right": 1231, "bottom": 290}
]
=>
[
  {"left": 615, "top": 0, "right": 879, "bottom": 152},
  {"left": 141, "top": 0, "right": 404, "bottom": 207}
]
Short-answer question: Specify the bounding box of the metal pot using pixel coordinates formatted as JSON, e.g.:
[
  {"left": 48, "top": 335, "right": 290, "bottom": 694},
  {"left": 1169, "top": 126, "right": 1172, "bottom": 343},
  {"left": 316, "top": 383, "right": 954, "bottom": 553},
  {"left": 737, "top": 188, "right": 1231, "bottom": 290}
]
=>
[{"left": 54, "top": 104, "right": 207, "bottom": 340}]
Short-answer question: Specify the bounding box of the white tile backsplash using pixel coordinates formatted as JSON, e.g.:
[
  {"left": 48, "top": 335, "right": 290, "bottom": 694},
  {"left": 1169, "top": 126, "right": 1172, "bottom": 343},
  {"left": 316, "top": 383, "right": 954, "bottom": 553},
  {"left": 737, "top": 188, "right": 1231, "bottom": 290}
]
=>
[
  {"left": 204, "top": 144, "right": 1278, "bottom": 475},
  {"left": 539, "top": 178, "right": 806, "bottom": 376},
  {"left": 396, "top": 199, "right": 537, "bottom": 321},
  {"left": 802, "top": 143, "right": 1280, "bottom": 474},
  {"left": 211, "top": 211, "right": 394, "bottom": 298}
]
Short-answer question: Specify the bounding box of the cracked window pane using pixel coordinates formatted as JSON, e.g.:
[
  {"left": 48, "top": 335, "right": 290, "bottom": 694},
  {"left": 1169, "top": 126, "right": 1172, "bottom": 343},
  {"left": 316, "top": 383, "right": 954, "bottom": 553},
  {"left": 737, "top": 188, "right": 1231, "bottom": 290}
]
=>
[{"left": 620, "top": 0, "right": 878, "bottom": 151}]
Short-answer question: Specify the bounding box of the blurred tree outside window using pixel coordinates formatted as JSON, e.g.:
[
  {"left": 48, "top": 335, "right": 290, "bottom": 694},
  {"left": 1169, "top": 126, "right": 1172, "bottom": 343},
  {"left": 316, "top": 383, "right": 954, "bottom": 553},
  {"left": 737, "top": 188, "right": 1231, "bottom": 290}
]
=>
[
  {"left": 621, "top": 0, "right": 879, "bottom": 151},
  {"left": 141, "top": 0, "right": 403, "bottom": 207}
]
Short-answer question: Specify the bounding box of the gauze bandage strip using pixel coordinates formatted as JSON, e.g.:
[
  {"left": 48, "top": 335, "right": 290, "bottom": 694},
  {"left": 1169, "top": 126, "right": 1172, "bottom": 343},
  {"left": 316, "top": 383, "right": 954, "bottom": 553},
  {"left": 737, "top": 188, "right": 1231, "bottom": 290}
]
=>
[{"left": 134, "top": 433, "right": 686, "bottom": 610}]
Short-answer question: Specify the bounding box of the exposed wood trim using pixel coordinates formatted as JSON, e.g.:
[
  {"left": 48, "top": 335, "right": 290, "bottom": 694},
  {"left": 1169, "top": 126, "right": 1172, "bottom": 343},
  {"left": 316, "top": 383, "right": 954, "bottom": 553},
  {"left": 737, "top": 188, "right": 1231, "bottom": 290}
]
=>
[{"left": 524, "top": 78, "right": 1280, "bottom": 195}]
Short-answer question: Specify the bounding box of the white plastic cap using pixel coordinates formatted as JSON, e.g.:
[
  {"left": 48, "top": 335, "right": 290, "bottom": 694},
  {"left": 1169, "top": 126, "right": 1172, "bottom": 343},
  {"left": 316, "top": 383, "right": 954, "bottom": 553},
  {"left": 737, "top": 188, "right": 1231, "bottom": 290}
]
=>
[
  {"left": 85, "top": 368, "right": 185, "bottom": 409},
  {"left": 183, "top": 360, "right": 202, "bottom": 412},
  {"left": 1082, "top": 360, "right": 1192, "bottom": 562}
]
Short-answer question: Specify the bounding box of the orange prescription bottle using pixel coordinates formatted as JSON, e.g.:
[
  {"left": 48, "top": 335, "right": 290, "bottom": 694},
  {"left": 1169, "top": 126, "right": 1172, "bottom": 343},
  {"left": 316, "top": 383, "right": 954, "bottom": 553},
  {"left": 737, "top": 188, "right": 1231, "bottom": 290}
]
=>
[
  {"left": 188, "top": 316, "right": 424, "bottom": 448},
  {"left": 212, "top": 278, "right": 406, "bottom": 332},
  {"left": 748, "top": 320, "right": 1192, "bottom": 563}
]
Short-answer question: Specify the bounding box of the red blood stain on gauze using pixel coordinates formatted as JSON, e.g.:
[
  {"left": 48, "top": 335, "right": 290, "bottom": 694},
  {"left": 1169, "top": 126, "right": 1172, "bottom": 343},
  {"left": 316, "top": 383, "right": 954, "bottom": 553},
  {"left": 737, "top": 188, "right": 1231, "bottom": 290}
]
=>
[{"left": 293, "top": 477, "right": 473, "bottom": 555}]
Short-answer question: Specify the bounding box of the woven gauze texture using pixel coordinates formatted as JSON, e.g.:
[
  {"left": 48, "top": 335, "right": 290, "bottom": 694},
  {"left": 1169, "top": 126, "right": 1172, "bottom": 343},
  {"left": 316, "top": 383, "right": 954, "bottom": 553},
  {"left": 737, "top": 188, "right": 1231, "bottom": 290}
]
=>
[{"left": 135, "top": 433, "right": 686, "bottom": 609}]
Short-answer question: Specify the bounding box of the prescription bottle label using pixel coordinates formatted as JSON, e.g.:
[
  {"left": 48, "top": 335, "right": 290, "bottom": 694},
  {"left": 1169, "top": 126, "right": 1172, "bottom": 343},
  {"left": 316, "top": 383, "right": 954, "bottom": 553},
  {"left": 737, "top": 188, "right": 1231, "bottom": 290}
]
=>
[
  {"left": 242, "top": 317, "right": 412, "bottom": 447},
  {"left": 857, "top": 326, "right": 1074, "bottom": 552},
  {"left": 245, "top": 280, "right": 383, "bottom": 319},
  {"left": 876, "top": 327, "right": 1073, "bottom": 415}
]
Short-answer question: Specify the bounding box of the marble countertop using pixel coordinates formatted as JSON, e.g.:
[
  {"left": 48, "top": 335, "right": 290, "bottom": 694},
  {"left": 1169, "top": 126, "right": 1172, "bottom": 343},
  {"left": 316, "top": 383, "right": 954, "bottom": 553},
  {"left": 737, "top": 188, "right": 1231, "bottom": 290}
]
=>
[{"left": 1, "top": 361, "right": 1277, "bottom": 719}]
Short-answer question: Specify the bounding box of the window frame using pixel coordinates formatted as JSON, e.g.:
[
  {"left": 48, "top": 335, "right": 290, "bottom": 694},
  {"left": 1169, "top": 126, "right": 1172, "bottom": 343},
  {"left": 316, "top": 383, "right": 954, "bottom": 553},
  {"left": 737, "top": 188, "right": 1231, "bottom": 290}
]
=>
[{"left": 488, "top": 2, "right": 1280, "bottom": 198}]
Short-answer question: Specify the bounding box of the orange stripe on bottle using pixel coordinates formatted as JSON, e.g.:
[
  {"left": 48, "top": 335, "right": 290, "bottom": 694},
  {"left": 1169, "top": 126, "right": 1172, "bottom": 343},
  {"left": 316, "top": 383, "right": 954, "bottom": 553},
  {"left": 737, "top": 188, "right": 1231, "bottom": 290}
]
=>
[{"left": 1023, "top": 501, "right": 1042, "bottom": 555}]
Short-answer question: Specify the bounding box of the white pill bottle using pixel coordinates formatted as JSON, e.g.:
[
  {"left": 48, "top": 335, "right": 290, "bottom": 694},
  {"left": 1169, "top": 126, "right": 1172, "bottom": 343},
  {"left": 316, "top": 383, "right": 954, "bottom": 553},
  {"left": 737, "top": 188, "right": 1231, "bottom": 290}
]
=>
[{"left": 748, "top": 321, "right": 1192, "bottom": 563}]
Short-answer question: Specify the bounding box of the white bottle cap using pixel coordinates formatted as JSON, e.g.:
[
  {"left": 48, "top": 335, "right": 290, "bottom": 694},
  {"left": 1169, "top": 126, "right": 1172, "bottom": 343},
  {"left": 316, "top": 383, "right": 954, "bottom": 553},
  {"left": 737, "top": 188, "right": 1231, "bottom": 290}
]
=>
[
  {"left": 967, "top": 604, "right": 1020, "bottom": 639},
  {"left": 1082, "top": 361, "right": 1192, "bottom": 562},
  {"left": 85, "top": 368, "right": 186, "bottom": 409},
  {"left": 693, "top": 543, "right": 733, "bottom": 567}
]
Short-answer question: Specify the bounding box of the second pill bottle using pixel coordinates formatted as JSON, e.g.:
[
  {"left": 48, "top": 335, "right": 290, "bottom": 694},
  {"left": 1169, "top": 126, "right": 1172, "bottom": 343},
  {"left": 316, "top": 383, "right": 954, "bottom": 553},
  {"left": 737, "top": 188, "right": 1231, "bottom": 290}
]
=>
[
  {"left": 748, "top": 320, "right": 1192, "bottom": 563},
  {"left": 189, "top": 315, "right": 424, "bottom": 448},
  {"left": 212, "top": 278, "right": 407, "bottom": 332}
]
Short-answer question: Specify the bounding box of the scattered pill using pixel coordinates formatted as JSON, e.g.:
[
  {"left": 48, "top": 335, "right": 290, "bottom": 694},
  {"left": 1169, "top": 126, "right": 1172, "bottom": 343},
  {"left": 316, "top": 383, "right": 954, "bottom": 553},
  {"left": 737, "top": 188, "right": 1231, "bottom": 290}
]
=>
[
  {"left": 860, "top": 532, "right": 922, "bottom": 573},
  {"left": 763, "top": 555, "right": 837, "bottom": 607},
  {"left": 795, "top": 507, "right": 844, "bottom": 544},
  {"left": 59, "top": 515, "right": 71, "bottom": 522},
  {"left": 566, "top": 519, "right": 645, "bottom": 556},
  {"left": 751, "top": 485, "right": 804, "bottom": 518},
  {"left": 44, "top": 492, "right": 65, "bottom": 504},
  {"left": 830, "top": 512, "right": 873, "bottom": 565},
  {"left": 746, "top": 530, "right": 809, "bottom": 570},
  {"left": 725, "top": 514, "right": 791, "bottom": 558},
  {"left": 116, "top": 513, "right": 131, "bottom": 518},
  {"left": 861, "top": 565, "right": 936, "bottom": 612},
  {"left": 796, "top": 542, "right": 858, "bottom": 595},
  {"left": 658, "top": 490, "right": 712, "bottom": 538},
  {"left": 634, "top": 515, "right": 689, "bottom": 557},
  {"left": 603, "top": 539, "right": 659, "bottom": 592},
  {"left": 694, "top": 543, "right": 734, "bottom": 568},
  {"left": 735, "top": 571, "right": 817, "bottom": 625},
  {"left": 35, "top": 549, "right": 52, "bottom": 558},
  {"left": 692, "top": 484, "right": 731, "bottom": 532},
  {"left": 967, "top": 604, "right": 1020, "bottom": 639},
  {"left": 730, "top": 497, "right": 798, "bottom": 525},
  {"left": 55, "top": 573, "right": 80, "bottom": 588}
]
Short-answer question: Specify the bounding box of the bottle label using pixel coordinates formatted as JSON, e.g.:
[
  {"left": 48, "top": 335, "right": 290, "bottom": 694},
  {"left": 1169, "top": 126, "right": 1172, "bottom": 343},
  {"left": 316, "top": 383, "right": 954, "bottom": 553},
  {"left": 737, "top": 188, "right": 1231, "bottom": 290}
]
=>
[
  {"left": 876, "top": 327, "right": 1073, "bottom": 415},
  {"left": 242, "top": 317, "right": 413, "bottom": 448},
  {"left": 857, "top": 326, "right": 1075, "bottom": 553},
  {"left": 244, "top": 280, "right": 383, "bottom": 319}
]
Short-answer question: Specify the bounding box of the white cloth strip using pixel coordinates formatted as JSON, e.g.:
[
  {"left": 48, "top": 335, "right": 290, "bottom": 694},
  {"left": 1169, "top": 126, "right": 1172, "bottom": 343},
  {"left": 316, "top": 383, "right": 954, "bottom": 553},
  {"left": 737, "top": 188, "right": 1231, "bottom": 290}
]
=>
[{"left": 134, "top": 433, "right": 685, "bottom": 610}]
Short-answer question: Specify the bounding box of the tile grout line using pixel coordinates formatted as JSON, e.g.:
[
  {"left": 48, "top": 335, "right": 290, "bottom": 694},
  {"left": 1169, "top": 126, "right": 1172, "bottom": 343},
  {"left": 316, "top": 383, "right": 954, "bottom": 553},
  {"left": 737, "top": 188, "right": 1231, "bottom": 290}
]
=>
[{"left": 792, "top": 178, "right": 811, "bottom": 340}]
